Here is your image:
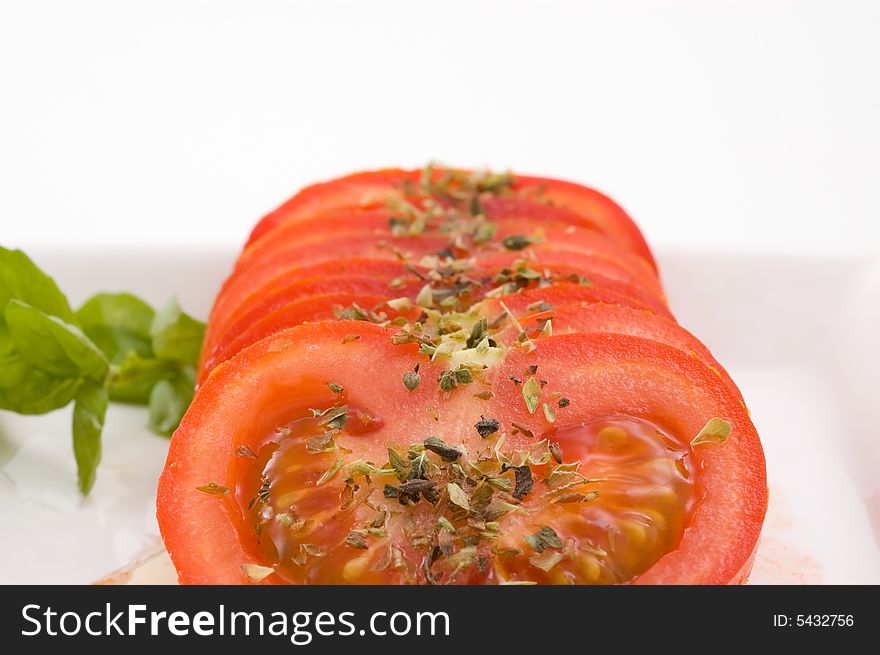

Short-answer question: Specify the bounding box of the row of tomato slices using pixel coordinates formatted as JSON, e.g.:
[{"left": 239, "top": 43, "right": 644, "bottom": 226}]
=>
[{"left": 157, "top": 167, "right": 767, "bottom": 585}]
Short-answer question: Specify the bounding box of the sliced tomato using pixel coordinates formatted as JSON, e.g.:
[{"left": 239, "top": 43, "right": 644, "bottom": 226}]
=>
[
  {"left": 474, "top": 253, "right": 669, "bottom": 317},
  {"left": 158, "top": 321, "right": 765, "bottom": 585},
  {"left": 234, "top": 208, "right": 400, "bottom": 275},
  {"left": 201, "top": 275, "right": 422, "bottom": 375},
  {"left": 484, "top": 195, "right": 606, "bottom": 232},
  {"left": 247, "top": 169, "right": 417, "bottom": 244},
  {"left": 490, "top": 300, "right": 742, "bottom": 403},
  {"left": 159, "top": 321, "right": 449, "bottom": 584},
  {"left": 479, "top": 235, "right": 663, "bottom": 299},
  {"left": 245, "top": 169, "right": 656, "bottom": 272},
  {"left": 510, "top": 175, "right": 656, "bottom": 272},
  {"left": 207, "top": 235, "right": 442, "bottom": 339},
  {"left": 486, "top": 332, "right": 766, "bottom": 584},
  {"left": 199, "top": 292, "right": 418, "bottom": 384},
  {"left": 203, "top": 258, "right": 421, "bottom": 355},
  {"left": 480, "top": 283, "right": 672, "bottom": 319},
  {"left": 496, "top": 245, "right": 664, "bottom": 300}
]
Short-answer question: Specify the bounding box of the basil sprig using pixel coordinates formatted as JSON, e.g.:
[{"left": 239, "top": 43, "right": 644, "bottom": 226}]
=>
[{"left": 0, "top": 247, "right": 205, "bottom": 494}]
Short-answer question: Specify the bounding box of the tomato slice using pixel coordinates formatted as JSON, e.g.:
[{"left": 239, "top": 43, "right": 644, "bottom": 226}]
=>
[
  {"left": 510, "top": 175, "right": 656, "bottom": 272},
  {"left": 473, "top": 253, "right": 669, "bottom": 317},
  {"left": 245, "top": 168, "right": 656, "bottom": 272},
  {"left": 203, "top": 258, "right": 421, "bottom": 356},
  {"left": 199, "top": 292, "right": 420, "bottom": 384},
  {"left": 202, "top": 274, "right": 419, "bottom": 360},
  {"left": 234, "top": 208, "right": 399, "bottom": 275},
  {"left": 477, "top": 244, "right": 664, "bottom": 300},
  {"left": 486, "top": 332, "right": 766, "bottom": 584},
  {"left": 489, "top": 299, "right": 742, "bottom": 403},
  {"left": 207, "top": 235, "right": 443, "bottom": 338},
  {"left": 481, "top": 283, "right": 673, "bottom": 320},
  {"left": 490, "top": 221, "right": 660, "bottom": 289},
  {"left": 247, "top": 168, "right": 416, "bottom": 244},
  {"left": 158, "top": 321, "right": 765, "bottom": 585}
]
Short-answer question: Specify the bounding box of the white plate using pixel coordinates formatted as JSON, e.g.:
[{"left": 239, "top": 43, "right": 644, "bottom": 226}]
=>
[{"left": 1, "top": 246, "right": 879, "bottom": 584}]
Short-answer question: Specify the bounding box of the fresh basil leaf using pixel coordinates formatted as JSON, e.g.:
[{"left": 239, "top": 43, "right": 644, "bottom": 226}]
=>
[
  {"left": 0, "top": 329, "right": 82, "bottom": 414},
  {"left": 148, "top": 367, "right": 195, "bottom": 436},
  {"left": 107, "top": 351, "right": 177, "bottom": 404},
  {"left": 72, "top": 381, "right": 109, "bottom": 495},
  {"left": 0, "top": 247, "right": 76, "bottom": 327},
  {"left": 150, "top": 298, "right": 205, "bottom": 365},
  {"left": 76, "top": 292, "right": 155, "bottom": 362},
  {"left": 5, "top": 299, "right": 108, "bottom": 383}
]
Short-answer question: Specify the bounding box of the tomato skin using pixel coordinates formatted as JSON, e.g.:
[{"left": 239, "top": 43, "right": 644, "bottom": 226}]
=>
[
  {"left": 245, "top": 168, "right": 656, "bottom": 271},
  {"left": 510, "top": 175, "right": 657, "bottom": 272},
  {"left": 200, "top": 273, "right": 419, "bottom": 378},
  {"left": 481, "top": 283, "right": 672, "bottom": 319},
  {"left": 199, "top": 291, "right": 417, "bottom": 384},
  {"left": 234, "top": 208, "right": 399, "bottom": 275},
  {"left": 495, "top": 300, "right": 743, "bottom": 403},
  {"left": 202, "top": 258, "right": 419, "bottom": 361},
  {"left": 206, "top": 233, "right": 443, "bottom": 341},
  {"left": 489, "top": 220, "right": 661, "bottom": 292},
  {"left": 486, "top": 332, "right": 765, "bottom": 585},
  {"left": 478, "top": 244, "right": 665, "bottom": 300},
  {"left": 159, "top": 322, "right": 765, "bottom": 585},
  {"left": 246, "top": 168, "right": 416, "bottom": 245},
  {"left": 474, "top": 253, "right": 670, "bottom": 318}
]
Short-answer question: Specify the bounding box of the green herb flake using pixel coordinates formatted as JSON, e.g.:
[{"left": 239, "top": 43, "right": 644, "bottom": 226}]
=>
[
  {"left": 558, "top": 397, "right": 571, "bottom": 408},
  {"left": 439, "top": 370, "right": 457, "bottom": 391},
  {"left": 423, "top": 436, "right": 462, "bottom": 462},
  {"left": 524, "top": 526, "right": 563, "bottom": 553},
  {"left": 454, "top": 367, "right": 473, "bottom": 384},
  {"left": 306, "top": 433, "right": 336, "bottom": 454},
  {"left": 446, "top": 482, "right": 471, "bottom": 512},
  {"left": 502, "top": 235, "right": 533, "bottom": 251},
  {"left": 550, "top": 491, "right": 600, "bottom": 504},
  {"left": 691, "top": 417, "right": 732, "bottom": 446},
  {"left": 315, "top": 405, "right": 349, "bottom": 431},
  {"left": 346, "top": 531, "right": 369, "bottom": 549},
  {"left": 522, "top": 376, "right": 541, "bottom": 414},
  {"left": 510, "top": 464, "right": 534, "bottom": 499},
  {"left": 548, "top": 441, "right": 563, "bottom": 464},
  {"left": 315, "top": 459, "right": 344, "bottom": 486},
  {"left": 241, "top": 563, "right": 274, "bottom": 580},
  {"left": 196, "top": 482, "right": 229, "bottom": 495},
  {"left": 402, "top": 364, "right": 421, "bottom": 392},
  {"left": 466, "top": 318, "right": 489, "bottom": 349},
  {"left": 415, "top": 284, "right": 434, "bottom": 308},
  {"left": 474, "top": 415, "right": 500, "bottom": 438},
  {"left": 529, "top": 550, "right": 564, "bottom": 572},
  {"left": 473, "top": 222, "right": 498, "bottom": 243},
  {"left": 387, "top": 447, "right": 409, "bottom": 477},
  {"left": 438, "top": 516, "right": 456, "bottom": 533},
  {"left": 327, "top": 382, "right": 344, "bottom": 394}
]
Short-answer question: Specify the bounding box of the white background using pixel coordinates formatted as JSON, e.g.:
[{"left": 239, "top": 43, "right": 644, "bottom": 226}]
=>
[
  {"left": 1, "top": 1, "right": 880, "bottom": 584},
  {"left": 1, "top": 0, "right": 878, "bottom": 254}
]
